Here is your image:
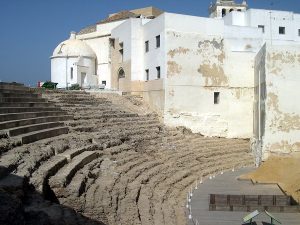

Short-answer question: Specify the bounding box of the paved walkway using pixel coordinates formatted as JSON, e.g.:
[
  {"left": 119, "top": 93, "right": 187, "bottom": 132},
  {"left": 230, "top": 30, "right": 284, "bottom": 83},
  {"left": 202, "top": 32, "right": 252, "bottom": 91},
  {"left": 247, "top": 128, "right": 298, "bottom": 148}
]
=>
[{"left": 187, "top": 167, "right": 300, "bottom": 225}]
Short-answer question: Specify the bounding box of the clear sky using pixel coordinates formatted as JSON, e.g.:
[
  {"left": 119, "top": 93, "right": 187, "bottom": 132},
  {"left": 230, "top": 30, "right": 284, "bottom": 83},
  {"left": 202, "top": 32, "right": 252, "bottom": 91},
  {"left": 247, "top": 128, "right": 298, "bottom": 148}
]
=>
[{"left": 0, "top": 0, "right": 299, "bottom": 86}]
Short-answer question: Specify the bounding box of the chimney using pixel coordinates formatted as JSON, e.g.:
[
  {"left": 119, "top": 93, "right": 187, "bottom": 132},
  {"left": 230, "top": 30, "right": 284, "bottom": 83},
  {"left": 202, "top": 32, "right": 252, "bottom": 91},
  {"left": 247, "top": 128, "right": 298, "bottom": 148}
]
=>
[{"left": 70, "top": 31, "right": 77, "bottom": 40}]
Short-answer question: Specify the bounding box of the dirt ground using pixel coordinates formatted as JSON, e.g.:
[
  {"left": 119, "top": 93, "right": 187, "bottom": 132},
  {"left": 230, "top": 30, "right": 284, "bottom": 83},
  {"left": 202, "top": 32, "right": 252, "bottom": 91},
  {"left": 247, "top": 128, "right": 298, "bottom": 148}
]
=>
[{"left": 241, "top": 153, "right": 300, "bottom": 203}]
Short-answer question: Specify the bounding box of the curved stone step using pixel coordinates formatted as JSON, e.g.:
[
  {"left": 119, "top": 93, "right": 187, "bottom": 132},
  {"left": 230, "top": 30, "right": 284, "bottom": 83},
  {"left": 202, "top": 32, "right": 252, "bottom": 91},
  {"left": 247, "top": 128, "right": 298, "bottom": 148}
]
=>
[
  {"left": 0, "top": 97, "right": 47, "bottom": 103},
  {"left": 0, "top": 107, "right": 62, "bottom": 114},
  {"left": 0, "top": 85, "right": 29, "bottom": 91},
  {"left": 60, "top": 144, "right": 99, "bottom": 161},
  {"left": 7, "top": 121, "right": 64, "bottom": 137},
  {"left": 0, "top": 92, "right": 39, "bottom": 98},
  {"left": 0, "top": 102, "right": 54, "bottom": 107},
  {"left": 49, "top": 151, "right": 100, "bottom": 190},
  {"left": 0, "top": 82, "right": 24, "bottom": 86},
  {"left": 20, "top": 126, "right": 69, "bottom": 144},
  {"left": 0, "top": 111, "right": 66, "bottom": 122},
  {"left": 54, "top": 100, "right": 111, "bottom": 105},
  {"left": 30, "top": 155, "right": 68, "bottom": 192},
  {"left": 0, "top": 115, "right": 73, "bottom": 130}
]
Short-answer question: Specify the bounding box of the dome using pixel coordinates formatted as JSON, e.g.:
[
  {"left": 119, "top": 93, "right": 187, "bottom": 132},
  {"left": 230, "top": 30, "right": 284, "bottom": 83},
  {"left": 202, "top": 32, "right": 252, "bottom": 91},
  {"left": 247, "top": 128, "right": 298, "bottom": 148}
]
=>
[{"left": 52, "top": 32, "right": 96, "bottom": 58}]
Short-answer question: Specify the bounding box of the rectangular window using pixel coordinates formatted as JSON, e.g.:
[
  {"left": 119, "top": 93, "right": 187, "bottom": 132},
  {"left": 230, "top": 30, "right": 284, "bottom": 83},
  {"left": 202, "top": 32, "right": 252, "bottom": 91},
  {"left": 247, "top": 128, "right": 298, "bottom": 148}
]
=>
[
  {"left": 145, "top": 41, "right": 149, "bottom": 52},
  {"left": 298, "top": 29, "right": 300, "bottom": 36},
  {"left": 156, "top": 66, "right": 161, "bottom": 79},
  {"left": 109, "top": 38, "right": 115, "bottom": 48},
  {"left": 214, "top": 92, "right": 220, "bottom": 104},
  {"left": 145, "top": 69, "right": 149, "bottom": 81},
  {"left": 102, "top": 81, "right": 106, "bottom": 86},
  {"left": 70, "top": 67, "right": 73, "bottom": 80},
  {"left": 279, "top": 26, "right": 285, "bottom": 34},
  {"left": 258, "top": 25, "right": 265, "bottom": 33},
  {"left": 156, "top": 35, "right": 160, "bottom": 48}
]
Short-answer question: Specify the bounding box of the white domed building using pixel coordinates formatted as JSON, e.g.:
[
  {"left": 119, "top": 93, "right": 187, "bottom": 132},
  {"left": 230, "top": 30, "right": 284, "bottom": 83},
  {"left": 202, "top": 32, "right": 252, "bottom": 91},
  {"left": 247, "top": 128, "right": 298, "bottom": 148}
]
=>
[{"left": 51, "top": 32, "right": 97, "bottom": 89}]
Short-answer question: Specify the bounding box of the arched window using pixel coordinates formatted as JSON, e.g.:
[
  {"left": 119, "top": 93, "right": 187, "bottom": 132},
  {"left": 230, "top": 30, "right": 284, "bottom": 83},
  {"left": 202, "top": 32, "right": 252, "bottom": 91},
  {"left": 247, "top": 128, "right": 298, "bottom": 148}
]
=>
[
  {"left": 222, "top": 8, "right": 226, "bottom": 17},
  {"left": 229, "top": 8, "right": 234, "bottom": 12},
  {"left": 118, "top": 68, "right": 125, "bottom": 79}
]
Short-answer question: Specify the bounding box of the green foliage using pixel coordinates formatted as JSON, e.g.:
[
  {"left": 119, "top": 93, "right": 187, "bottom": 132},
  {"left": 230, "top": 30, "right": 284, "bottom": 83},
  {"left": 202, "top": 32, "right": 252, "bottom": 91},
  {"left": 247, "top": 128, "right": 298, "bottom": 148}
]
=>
[
  {"left": 41, "top": 81, "right": 58, "bottom": 89},
  {"left": 69, "top": 84, "right": 81, "bottom": 90}
]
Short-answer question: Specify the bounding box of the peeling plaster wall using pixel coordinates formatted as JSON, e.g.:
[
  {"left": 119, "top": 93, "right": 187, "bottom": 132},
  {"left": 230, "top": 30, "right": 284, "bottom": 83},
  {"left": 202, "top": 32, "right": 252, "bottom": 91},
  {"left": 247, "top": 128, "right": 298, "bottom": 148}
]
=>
[
  {"left": 263, "top": 45, "right": 300, "bottom": 157},
  {"left": 163, "top": 13, "right": 261, "bottom": 138}
]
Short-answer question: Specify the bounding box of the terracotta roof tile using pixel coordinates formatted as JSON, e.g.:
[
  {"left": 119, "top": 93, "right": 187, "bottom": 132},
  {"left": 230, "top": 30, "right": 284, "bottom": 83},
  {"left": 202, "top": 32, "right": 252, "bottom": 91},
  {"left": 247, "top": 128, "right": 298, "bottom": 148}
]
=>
[{"left": 97, "top": 11, "right": 139, "bottom": 24}]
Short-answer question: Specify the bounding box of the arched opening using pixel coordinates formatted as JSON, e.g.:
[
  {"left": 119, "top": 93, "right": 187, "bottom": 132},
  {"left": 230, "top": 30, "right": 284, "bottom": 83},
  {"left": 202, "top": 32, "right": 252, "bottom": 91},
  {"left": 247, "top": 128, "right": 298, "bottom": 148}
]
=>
[
  {"left": 222, "top": 8, "right": 226, "bottom": 17},
  {"left": 118, "top": 68, "right": 125, "bottom": 79},
  {"left": 117, "top": 68, "right": 125, "bottom": 90},
  {"left": 229, "top": 8, "right": 234, "bottom": 12}
]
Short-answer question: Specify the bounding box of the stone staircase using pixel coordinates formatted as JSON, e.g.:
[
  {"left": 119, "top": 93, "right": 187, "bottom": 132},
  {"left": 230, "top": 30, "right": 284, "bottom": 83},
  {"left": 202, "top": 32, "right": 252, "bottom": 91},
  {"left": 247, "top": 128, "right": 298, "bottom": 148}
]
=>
[
  {"left": 0, "top": 82, "right": 71, "bottom": 147},
  {"left": 0, "top": 88, "right": 254, "bottom": 225}
]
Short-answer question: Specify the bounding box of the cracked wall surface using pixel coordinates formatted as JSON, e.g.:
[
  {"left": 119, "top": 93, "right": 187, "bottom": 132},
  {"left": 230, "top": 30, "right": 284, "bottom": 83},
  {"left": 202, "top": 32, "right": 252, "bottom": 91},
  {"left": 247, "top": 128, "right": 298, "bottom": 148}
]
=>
[
  {"left": 164, "top": 29, "right": 258, "bottom": 138},
  {"left": 263, "top": 45, "right": 300, "bottom": 157}
]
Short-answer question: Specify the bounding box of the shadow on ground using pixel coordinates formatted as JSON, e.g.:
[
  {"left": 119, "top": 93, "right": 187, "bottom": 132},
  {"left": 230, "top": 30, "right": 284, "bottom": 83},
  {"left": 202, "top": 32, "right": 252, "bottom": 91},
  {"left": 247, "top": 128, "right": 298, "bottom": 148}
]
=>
[{"left": 0, "top": 166, "right": 106, "bottom": 225}]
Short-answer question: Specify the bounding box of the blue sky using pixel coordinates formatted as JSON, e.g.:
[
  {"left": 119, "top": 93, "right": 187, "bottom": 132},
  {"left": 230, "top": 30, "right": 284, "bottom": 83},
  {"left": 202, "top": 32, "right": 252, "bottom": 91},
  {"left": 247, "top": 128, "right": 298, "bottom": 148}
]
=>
[{"left": 0, "top": 0, "right": 299, "bottom": 86}]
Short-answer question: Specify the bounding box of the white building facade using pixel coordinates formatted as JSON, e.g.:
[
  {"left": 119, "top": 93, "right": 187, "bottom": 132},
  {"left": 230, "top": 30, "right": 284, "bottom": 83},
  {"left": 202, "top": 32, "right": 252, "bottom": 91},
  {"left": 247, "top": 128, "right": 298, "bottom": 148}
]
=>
[{"left": 51, "top": 2, "right": 300, "bottom": 162}]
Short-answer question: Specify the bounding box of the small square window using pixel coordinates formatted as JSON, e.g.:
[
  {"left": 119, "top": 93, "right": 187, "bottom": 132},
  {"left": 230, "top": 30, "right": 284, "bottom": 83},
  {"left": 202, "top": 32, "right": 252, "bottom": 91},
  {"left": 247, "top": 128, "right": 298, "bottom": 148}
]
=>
[
  {"left": 156, "top": 35, "right": 160, "bottom": 48},
  {"left": 145, "top": 41, "right": 149, "bottom": 52},
  {"left": 156, "top": 66, "right": 161, "bottom": 79},
  {"left": 102, "top": 81, "right": 106, "bottom": 86},
  {"left": 145, "top": 69, "right": 149, "bottom": 81},
  {"left": 258, "top": 25, "right": 265, "bottom": 33},
  {"left": 214, "top": 92, "right": 220, "bottom": 104},
  {"left": 279, "top": 26, "right": 285, "bottom": 34}
]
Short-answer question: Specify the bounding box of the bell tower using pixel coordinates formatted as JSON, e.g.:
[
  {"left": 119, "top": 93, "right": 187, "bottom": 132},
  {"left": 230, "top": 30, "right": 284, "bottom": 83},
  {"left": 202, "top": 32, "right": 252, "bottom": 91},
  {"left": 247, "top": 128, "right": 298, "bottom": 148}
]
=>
[{"left": 209, "top": 0, "right": 248, "bottom": 18}]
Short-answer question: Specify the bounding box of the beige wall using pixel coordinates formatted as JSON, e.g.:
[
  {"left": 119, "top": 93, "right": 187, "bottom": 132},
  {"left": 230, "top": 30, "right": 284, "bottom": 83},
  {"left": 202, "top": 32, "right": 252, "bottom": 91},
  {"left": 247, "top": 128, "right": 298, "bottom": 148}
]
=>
[
  {"left": 110, "top": 38, "right": 131, "bottom": 90},
  {"left": 119, "top": 79, "right": 165, "bottom": 115},
  {"left": 110, "top": 38, "right": 165, "bottom": 114}
]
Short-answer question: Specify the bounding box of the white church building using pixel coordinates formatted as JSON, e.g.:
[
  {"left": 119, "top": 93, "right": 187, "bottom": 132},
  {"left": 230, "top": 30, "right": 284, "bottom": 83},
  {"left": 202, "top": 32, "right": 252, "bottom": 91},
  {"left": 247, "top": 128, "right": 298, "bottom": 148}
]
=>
[{"left": 51, "top": 0, "right": 300, "bottom": 163}]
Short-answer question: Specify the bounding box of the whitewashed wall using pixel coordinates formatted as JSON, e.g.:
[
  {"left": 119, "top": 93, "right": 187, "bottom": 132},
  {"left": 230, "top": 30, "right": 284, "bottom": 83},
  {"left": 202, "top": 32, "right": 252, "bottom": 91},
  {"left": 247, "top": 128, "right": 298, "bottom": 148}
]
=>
[
  {"left": 51, "top": 56, "right": 95, "bottom": 88},
  {"left": 51, "top": 58, "right": 66, "bottom": 88},
  {"left": 143, "top": 14, "right": 166, "bottom": 81},
  {"left": 77, "top": 20, "right": 127, "bottom": 89},
  {"left": 224, "top": 9, "right": 300, "bottom": 45},
  {"left": 163, "top": 13, "right": 262, "bottom": 138},
  {"left": 263, "top": 45, "right": 300, "bottom": 157}
]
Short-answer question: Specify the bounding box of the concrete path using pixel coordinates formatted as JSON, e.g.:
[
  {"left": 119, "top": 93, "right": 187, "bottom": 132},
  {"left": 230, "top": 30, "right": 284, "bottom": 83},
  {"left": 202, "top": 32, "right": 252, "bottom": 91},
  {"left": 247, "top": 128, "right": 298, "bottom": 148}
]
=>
[{"left": 187, "top": 167, "right": 300, "bottom": 225}]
